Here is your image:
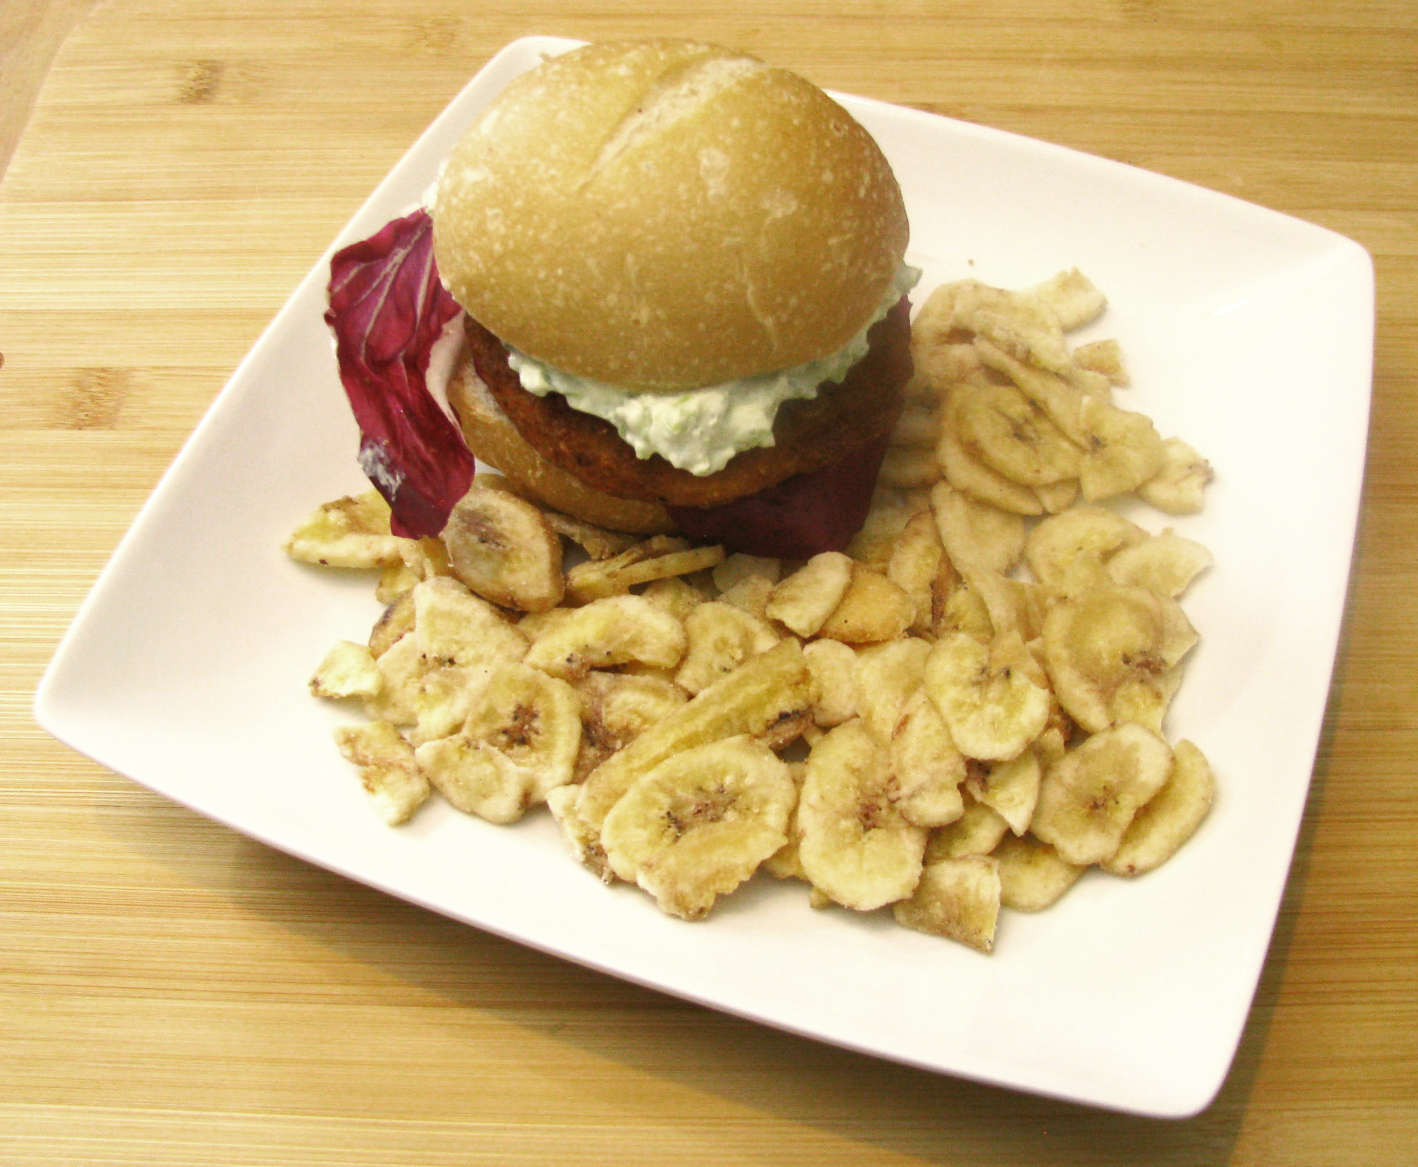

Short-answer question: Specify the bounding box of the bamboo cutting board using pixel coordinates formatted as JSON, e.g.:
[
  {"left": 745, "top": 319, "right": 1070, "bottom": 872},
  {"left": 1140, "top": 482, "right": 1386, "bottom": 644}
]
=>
[{"left": 4, "top": 1, "right": 1417, "bottom": 1163}]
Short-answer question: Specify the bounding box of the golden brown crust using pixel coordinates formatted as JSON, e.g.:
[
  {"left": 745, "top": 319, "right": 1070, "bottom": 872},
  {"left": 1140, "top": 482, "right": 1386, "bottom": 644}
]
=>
[{"left": 463, "top": 298, "right": 912, "bottom": 509}]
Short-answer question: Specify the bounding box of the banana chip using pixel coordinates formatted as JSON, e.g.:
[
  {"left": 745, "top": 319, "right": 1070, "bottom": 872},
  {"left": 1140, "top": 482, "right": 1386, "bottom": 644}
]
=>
[
  {"left": 956, "top": 380, "right": 1081, "bottom": 487},
  {"left": 1024, "top": 505, "right": 1148, "bottom": 599},
  {"left": 523, "top": 594, "right": 687, "bottom": 680},
  {"left": 924, "top": 632, "right": 1052, "bottom": 761},
  {"left": 600, "top": 735, "right": 797, "bottom": 920},
  {"left": 765, "top": 551, "right": 855, "bottom": 637},
  {"left": 675, "top": 601, "right": 781, "bottom": 695},
  {"left": 994, "top": 833, "right": 1085, "bottom": 911},
  {"left": 1139, "top": 437, "right": 1215, "bottom": 515},
  {"left": 310, "top": 640, "right": 382, "bottom": 700},
  {"left": 566, "top": 535, "right": 725, "bottom": 603},
  {"left": 1106, "top": 529, "right": 1214, "bottom": 598},
  {"left": 443, "top": 483, "right": 564, "bottom": 612},
  {"left": 816, "top": 565, "right": 916, "bottom": 645},
  {"left": 1102, "top": 739, "right": 1216, "bottom": 876},
  {"left": 798, "top": 719, "right": 927, "bottom": 911},
  {"left": 576, "top": 639, "right": 811, "bottom": 830},
  {"left": 463, "top": 662, "right": 582, "bottom": 801},
  {"left": 893, "top": 855, "right": 1001, "bottom": 953},
  {"left": 1032, "top": 723, "right": 1174, "bottom": 865},
  {"left": 890, "top": 691, "right": 967, "bottom": 828},
  {"left": 285, "top": 491, "right": 407, "bottom": 569},
  {"left": 1041, "top": 585, "right": 1197, "bottom": 734},
  {"left": 334, "top": 719, "right": 430, "bottom": 826}
]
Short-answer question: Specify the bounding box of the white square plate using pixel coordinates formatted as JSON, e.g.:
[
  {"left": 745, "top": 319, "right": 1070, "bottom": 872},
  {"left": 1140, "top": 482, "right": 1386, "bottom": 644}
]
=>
[{"left": 36, "top": 36, "right": 1373, "bottom": 1118}]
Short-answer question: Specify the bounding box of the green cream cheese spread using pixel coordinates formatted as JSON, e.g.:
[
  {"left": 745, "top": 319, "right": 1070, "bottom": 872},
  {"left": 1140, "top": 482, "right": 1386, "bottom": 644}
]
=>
[{"left": 505, "top": 263, "right": 920, "bottom": 476}]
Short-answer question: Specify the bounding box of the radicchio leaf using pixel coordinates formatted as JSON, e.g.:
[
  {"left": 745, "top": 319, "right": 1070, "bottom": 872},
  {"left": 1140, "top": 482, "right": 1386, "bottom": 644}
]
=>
[
  {"left": 668, "top": 431, "right": 892, "bottom": 559},
  {"left": 326, "top": 207, "right": 473, "bottom": 538}
]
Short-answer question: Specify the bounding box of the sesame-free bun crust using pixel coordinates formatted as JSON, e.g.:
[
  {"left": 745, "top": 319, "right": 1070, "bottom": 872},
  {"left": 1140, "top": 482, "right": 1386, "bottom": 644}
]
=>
[{"left": 432, "top": 39, "right": 909, "bottom": 393}]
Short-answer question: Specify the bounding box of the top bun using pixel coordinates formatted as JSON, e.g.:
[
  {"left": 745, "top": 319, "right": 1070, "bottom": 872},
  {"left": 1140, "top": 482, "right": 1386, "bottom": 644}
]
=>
[{"left": 432, "top": 39, "right": 909, "bottom": 393}]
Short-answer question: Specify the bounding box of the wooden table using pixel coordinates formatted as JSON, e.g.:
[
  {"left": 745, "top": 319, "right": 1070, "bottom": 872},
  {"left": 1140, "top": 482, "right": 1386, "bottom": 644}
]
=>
[{"left": 4, "top": 2, "right": 1415, "bottom": 1162}]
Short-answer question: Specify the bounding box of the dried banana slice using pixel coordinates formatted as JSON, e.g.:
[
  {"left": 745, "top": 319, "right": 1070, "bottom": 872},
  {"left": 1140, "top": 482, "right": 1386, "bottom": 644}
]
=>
[
  {"left": 414, "top": 733, "right": 535, "bottom": 824},
  {"left": 797, "top": 719, "right": 927, "bottom": 911},
  {"left": 893, "top": 855, "right": 1001, "bottom": 953},
  {"left": 575, "top": 671, "right": 690, "bottom": 759},
  {"left": 955, "top": 380, "right": 1082, "bottom": 487},
  {"left": 576, "top": 639, "right": 811, "bottom": 829},
  {"left": 937, "top": 390, "right": 1047, "bottom": 517},
  {"left": 923, "top": 631, "right": 1052, "bottom": 761},
  {"left": 599, "top": 734, "right": 797, "bottom": 920},
  {"left": 1031, "top": 722, "right": 1174, "bottom": 865},
  {"left": 802, "top": 638, "right": 860, "bottom": 729},
  {"left": 545, "top": 784, "right": 611, "bottom": 881},
  {"left": 565, "top": 535, "right": 724, "bottom": 603},
  {"left": 964, "top": 748, "right": 1041, "bottom": 836},
  {"left": 1041, "top": 584, "right": 1198, "bottom": 734},
  {"left": 376, "top": 537, "right": 452, "bottom": 604},
  {"left": 284, "top": 490, "right": 406, "bottom": 569},
  {"left": 1075, "top": 396, "right": 1167, "bottom": 502},
  {"left": 675, "top": 602, "right": 782, "bottom": 696},
  {"left": 362, "top": 632, "right": 426, "bottom": 726},
  {"left": 1102, "top": 739, "right": 1216, "bottom": 876},
  {"left": 924, "top": 799, "right": 1011, "bottom": 862},
  {"left": 1138, "top": 436, "right": 1214, "bottom": 515},
  {"left": 845, "top": 483, "right": 928, "bottom": 568},
  {"left": 541, "top": 511, "right": 639, "bottom": 561},
  {"left": 523, "top": 594, "right": 687, "bottom": 680},
  {"left": 929, "top": 480, "right": 1027, "bottom": 576},
  {"left": 932, "top": 575, "right": 995, "bottom": 644},
  {"left": 410, "top": 664, "right": 493, "bottom": 745},
  {"left": 889, "top": 690, "right": 967, "bottom": 828},
  {"left": 937, "top": 279, "right": 1074, "bottom": 374},
  {"left": 816, "top": 564, "right": 916, "bottom": 645},
  {"left": 412, "top": 576, "right": 529, "bottom": 669},
  {"left": 973, "top": 338, "right": 1089, "bottom": 446},
  {"left": 1024, "top": 505, "right": 1149, "bottom": 599},
  {"left": 853, "top": 636, "right": 931, "bottom": 742},
  {"left": 994, "top": 834, "right": 1085, "bottom": 911},
  {"left": 1028, "top": 268, "right": 1107, "bottom": 332},
  {"left": 443, "top": 482, "right": 564, "bottom": 612},
  {"left": 1106, "top": 529, "right": 1214, "bottom": 598},
  {"left": 713, "top": 553, "right": 782, "bottom": 594},
  {"left": 1072, "top": 337, "right": 1129, "bottom": 387},
  {"left": 711, "top": 553, "right": 782, "bottom": 617},
  {"left": 640, "top": 575, "right": 712, "bottom": 621},
  {"left": 765, "top": 551, "right": 855, "bottom": 637},
  {"left": 462, "top": 662, "right": 582, "bottom": 801},
  {"left": 334, "top": 719, "right": 431, "bottom": 826},
  {"left": 885, "top": 509, "right": 946, "bottom": 634},
  {"left": 310, "top": 640, "right": 382, "bottom": 700},
  {"left": 957, "top": 563, "right": 1047, "bottom": 643}
]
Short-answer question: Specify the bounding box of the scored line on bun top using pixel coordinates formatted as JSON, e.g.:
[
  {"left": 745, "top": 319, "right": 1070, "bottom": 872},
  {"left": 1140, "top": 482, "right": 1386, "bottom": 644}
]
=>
[{"left": 590, "top": 54, "right": 769, "bottom": 178}]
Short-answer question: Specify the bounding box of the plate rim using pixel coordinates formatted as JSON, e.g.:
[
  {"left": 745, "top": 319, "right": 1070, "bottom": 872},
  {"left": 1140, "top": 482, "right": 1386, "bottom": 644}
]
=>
[{"left": 34, "top": 33, "right": 1375, "bottom": 1120}]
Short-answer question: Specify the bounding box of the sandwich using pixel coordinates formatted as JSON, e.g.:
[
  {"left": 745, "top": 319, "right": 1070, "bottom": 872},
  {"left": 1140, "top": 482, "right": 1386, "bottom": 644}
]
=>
[{"left": 329, "top": 39, "right": 916, "bottom": 557}]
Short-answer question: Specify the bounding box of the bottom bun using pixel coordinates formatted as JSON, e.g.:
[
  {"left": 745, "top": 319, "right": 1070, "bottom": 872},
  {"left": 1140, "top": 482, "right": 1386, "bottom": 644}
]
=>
[{"left": 446, "top": 356, "right": 675, "bottom": 535}]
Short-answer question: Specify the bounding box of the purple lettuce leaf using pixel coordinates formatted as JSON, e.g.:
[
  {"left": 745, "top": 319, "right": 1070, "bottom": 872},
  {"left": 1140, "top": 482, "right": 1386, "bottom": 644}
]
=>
[{"left": 325, "top": 207, "right": 473, "bottom": 538}]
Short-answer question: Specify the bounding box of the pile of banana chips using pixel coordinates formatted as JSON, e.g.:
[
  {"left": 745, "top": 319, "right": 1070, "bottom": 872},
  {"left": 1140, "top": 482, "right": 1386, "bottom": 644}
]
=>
[{"left": 287, "top": 270, "right": 1216, "bottom": 954}]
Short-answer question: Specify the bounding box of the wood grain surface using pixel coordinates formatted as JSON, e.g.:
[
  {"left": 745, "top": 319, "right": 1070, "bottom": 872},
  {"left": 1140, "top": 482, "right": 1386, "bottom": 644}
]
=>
[{"left": 3, "top": 1, "right": 1416, "bottom": 1163}]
